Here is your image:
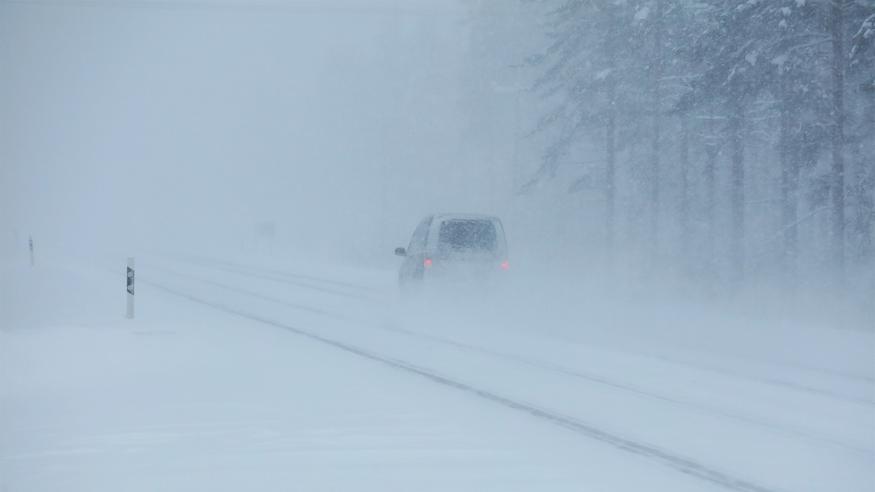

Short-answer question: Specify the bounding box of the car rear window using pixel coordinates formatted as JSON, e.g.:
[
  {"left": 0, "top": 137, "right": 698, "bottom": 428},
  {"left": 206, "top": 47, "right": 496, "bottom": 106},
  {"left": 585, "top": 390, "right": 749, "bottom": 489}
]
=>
[{"left": 438, "top": 220, "right": 497, "bottom": 254}]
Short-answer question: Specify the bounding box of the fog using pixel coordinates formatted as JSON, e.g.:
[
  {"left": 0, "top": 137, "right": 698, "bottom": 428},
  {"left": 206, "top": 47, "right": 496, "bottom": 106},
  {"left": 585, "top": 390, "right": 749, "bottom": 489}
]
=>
[
  {"left": 5, "top": 1, "right": 870, "bottom": 315},
  {"left": 2, "top": 0, "right": 495, "bottom": 260},
  {"left": 2, "top": 1, "right": 874, "bottom": 491}
]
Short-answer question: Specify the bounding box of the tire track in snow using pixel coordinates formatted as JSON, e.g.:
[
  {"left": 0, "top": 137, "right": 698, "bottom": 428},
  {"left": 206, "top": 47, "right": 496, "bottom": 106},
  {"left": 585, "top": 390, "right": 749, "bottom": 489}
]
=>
[
  {"left": 144, "top": 278, "right": 784, "bottom": 492},
  {"left": 231, "top": 262, "right": 875, "bottom": 407},
  {"left": 642, "top": 353, "right": 875, "bottom": 407},
  {"left": 166, "top": 256, "right": 875, "bottom": 389},
  {"left": 148, "top": 265, "right": 342, "bottom": 319},
  {"left": 145, "top": 267, "right": 874, "bottom": 456},
  {"left": 173, "top": 256, "right": 874, "bottom": 402},
  {"left": 174, "top": 255, "right": 380, "bottom": 295}
]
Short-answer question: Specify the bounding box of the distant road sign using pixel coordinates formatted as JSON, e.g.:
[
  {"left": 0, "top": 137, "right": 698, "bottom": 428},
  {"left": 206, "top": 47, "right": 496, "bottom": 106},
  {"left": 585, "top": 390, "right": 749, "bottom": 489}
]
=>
[{"left": 126, "top": 257, "right": 135, "bottom": 319}]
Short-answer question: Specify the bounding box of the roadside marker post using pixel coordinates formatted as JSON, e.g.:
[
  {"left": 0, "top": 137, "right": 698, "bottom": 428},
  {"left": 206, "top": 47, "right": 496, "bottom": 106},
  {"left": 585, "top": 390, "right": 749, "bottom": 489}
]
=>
[
  {"left": 126, "top": 257, "right": 135, "bottom": 319},
  {"left": 28, "top": 235, "right": 34, "bottom": 267}
]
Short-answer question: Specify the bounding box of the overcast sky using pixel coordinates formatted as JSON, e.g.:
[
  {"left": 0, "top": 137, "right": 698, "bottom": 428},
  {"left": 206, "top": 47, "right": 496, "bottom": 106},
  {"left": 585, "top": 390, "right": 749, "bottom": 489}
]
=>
[{"left": 0, "top": 0, "right": 507, "bottom": 262}]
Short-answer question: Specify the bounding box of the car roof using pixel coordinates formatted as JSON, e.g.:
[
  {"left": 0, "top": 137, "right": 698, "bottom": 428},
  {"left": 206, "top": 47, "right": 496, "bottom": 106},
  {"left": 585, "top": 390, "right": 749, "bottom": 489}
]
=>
[{"left": 433, "top": 213, "right": 501, "bottom": 223}]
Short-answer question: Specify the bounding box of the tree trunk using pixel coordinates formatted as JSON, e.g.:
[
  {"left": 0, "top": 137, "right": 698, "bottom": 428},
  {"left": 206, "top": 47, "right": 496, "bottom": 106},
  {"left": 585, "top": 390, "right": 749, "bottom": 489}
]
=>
[
  {"left": 850, "top": 81, "right": 874, "bottom": 264},
  {"left": 704, "top": 146, "right": 717, "bottom": 250},
  {"left": 704, "top": 110, "right": 718, "bottom": 275},
  {"left": 779, "top": 72, "right": 798, "bottom": 280},
  {"left": 728, "top": 98, "right": 745, "bottom": 285},
  {"left": 679, "top": 113, "right": 690, "bottom": 263},
  {"left": 606, "top": 102, "right": 616, "bottom": 252},
  {"left": 649, "top": 0, "right": 664, "bottom": 259},
  {"left": 830, "top": 0, "right": 847, "bottom": 278},
  {"left": 856, "top": 85, "right": 875, "bottom": 262},
  {"left": 604, "top": 10, "right": 618, "bottom": 257}
]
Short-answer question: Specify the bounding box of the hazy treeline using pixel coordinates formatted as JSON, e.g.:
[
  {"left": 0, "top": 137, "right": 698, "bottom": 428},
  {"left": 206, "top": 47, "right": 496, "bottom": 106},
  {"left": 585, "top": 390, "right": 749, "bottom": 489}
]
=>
[{"left": 463, "top": 0, "right": 875, "bottom": 298}]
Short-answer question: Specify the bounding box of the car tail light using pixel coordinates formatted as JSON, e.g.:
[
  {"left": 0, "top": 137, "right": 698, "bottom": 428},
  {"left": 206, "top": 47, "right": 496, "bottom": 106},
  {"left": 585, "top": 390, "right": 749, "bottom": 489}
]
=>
[
  {"left": 423, "top": 258, "right": 433, "bottom": 268},
  {"left": 500, "top": 260, "right": 510, "bottom": 271}
]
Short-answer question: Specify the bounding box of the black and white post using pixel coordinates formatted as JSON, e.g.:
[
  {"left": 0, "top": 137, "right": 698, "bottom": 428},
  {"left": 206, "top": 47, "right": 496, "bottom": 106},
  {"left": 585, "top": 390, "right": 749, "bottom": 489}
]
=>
[
  {"left": 126, "top": 257, "right": 135, "bottom": 319},
  {"left": 28, "top": 235, "right": 34, "bottom": 267}
]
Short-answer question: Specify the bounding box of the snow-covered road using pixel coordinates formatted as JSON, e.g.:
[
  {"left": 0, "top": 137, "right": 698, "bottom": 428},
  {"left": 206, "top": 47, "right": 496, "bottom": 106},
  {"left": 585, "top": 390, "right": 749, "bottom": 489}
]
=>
[{"left": 2, "top": 256, "right": 873, "bottom": 491}]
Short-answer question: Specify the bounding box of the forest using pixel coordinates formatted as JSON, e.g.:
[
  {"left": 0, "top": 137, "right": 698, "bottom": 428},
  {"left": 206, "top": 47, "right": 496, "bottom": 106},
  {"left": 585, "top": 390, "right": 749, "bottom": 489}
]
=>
[{"left": 461, "top": 0, "right": 874, "bottom": 306}]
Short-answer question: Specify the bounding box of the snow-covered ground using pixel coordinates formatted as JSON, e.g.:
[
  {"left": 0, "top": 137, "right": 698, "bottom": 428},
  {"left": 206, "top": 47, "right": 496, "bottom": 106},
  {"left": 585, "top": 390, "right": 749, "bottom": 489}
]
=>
[{"left": 2, "top": 255, "right": 873, "bottom": 491}]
